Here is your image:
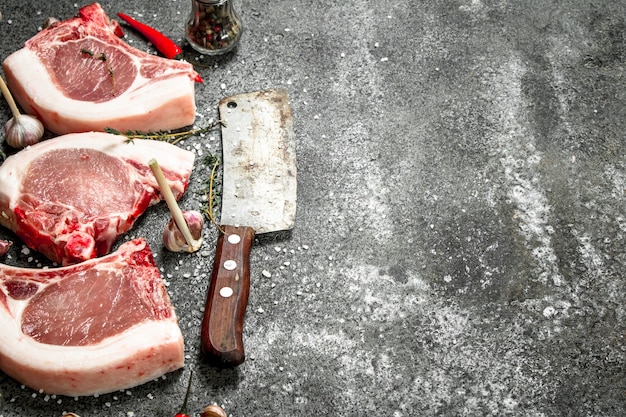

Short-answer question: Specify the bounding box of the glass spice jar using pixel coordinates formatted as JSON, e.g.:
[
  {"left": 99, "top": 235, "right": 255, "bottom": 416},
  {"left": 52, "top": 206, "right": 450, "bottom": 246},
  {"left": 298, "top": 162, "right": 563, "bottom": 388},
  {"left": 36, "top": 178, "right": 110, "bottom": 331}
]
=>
[{"left": 186, "top": 0, "right": 243, "bottom": 55}]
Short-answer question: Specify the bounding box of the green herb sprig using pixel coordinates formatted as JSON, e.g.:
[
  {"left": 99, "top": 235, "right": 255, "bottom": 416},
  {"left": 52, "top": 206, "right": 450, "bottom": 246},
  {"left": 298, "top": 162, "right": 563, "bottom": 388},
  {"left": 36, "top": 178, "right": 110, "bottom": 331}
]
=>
[
  {"left": 81, "top": 49, "right": 116, "bottom": 89},
  {"left": 199, "top": 153, "right": 224, "bottom": 234},
  {"left": 105, "top": 120, "right": 224, "bottom": 145}
]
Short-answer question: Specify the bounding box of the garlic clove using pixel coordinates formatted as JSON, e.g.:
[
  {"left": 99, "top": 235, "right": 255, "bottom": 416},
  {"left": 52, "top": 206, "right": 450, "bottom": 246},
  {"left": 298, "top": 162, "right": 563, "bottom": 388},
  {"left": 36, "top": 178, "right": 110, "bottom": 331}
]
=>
[
  {"left": 201, "top": 404, "right": 228, "bottom": 417},
  {"left": 163, "top": 210, "right": 204, "bottom": 252},
  {"left": 4, "top": 115, "right": 45, "bottom": 148},
  {"left": 1, "top": 75, "right": 45, "bottom": 148}
]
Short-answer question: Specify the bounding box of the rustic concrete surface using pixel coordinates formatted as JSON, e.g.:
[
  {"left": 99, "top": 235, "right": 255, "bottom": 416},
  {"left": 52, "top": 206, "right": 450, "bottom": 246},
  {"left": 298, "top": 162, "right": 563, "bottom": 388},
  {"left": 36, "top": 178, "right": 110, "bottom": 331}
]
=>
[{"left": 1, "top": 0, "right": 625, "bottom": 416}]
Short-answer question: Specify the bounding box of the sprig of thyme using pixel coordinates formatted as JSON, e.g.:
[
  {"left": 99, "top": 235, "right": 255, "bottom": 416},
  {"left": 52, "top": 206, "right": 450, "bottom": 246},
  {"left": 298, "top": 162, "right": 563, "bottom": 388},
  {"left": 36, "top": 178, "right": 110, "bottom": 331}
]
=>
[
  {"left": 81, "top": 49, "right": 116, "bottom": 90},
  {"left": 104, "top": 120, "right": 224, "bottom": 145},
  {"left": 199, "top": 153, "right": 224, "bottom": 234}
]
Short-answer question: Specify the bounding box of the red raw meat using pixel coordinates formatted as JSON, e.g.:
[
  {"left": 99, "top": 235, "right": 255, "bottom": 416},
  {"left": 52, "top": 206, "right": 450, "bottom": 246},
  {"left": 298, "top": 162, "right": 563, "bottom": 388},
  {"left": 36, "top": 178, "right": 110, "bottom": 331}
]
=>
[
  {"left": 0, "top": 238, "right": 184, "bottom": 396},
  {"left": 2, "top": 2, "right": 199, "bottom": 135},
  {"left": 0, "top": 131, "right": 195, "bottom": 265},
  {"left": 0, "top": 240, "right": 11, "bottom": 256}
]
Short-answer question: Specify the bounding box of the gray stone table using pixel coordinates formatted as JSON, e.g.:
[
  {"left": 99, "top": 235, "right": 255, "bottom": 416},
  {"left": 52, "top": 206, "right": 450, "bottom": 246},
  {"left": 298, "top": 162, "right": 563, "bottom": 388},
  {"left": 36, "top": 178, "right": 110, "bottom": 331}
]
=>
[{"left": 0, "top": 1, "right": 624, "bottom": 416}]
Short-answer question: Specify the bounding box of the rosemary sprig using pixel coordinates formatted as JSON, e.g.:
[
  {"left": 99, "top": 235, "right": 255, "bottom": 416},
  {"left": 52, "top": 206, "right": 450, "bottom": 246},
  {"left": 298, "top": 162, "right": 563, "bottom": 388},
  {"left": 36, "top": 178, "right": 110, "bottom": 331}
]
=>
[{"left": 105, "top": 120, "right": 224, "bottom": 145}]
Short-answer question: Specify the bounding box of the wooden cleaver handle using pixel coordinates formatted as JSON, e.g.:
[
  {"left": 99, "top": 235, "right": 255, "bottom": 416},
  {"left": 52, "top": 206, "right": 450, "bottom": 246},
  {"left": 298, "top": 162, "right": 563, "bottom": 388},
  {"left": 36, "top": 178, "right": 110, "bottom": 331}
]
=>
[{"left": 201, "top": 224, "right": 255, "bottom": 367}]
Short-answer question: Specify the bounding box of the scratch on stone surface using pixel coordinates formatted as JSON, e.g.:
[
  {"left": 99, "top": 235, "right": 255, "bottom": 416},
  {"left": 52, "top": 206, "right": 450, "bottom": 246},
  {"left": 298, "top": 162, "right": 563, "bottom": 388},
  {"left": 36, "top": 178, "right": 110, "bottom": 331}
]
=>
[
  {"left": 486, "top": 57, "right": 564, "bottom": 287},
  {"left": 606, "top": 164, "right": 626, "bottom": 199}
]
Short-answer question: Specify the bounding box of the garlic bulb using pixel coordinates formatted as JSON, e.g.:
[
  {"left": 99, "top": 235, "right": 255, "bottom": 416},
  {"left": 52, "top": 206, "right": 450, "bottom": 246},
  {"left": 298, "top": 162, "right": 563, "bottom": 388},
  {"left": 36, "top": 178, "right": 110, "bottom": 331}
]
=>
[
  {"left": 163, "top": 210, "right": 204, "bottom": 252},
  {"left": 1, "top": 75, "right": 44, "bottom": 148},
  {"left": 4, "top": 115, "right": 45, "bottom": 148}
]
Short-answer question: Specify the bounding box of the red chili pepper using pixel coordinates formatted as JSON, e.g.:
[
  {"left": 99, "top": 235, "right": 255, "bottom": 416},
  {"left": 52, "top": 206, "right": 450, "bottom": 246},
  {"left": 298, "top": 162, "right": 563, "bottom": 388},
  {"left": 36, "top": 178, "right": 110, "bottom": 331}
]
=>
[{"left": 117, "top": 12, "right": 183, "bottom": 59}]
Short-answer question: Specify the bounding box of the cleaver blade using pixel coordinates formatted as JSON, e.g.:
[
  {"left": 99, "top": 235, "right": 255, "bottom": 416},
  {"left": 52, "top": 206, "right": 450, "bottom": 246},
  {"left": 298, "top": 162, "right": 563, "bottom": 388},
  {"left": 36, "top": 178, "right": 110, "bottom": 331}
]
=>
[{"left": 200, "top": 89, "right": 297, "bottom": 367}]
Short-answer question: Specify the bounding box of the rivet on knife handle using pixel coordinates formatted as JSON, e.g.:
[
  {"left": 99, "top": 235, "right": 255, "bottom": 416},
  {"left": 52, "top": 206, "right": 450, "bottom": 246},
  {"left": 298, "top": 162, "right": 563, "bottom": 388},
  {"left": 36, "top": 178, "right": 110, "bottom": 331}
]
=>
[{"left": 201, "top": 225, "right": 255, "bottom": 367}]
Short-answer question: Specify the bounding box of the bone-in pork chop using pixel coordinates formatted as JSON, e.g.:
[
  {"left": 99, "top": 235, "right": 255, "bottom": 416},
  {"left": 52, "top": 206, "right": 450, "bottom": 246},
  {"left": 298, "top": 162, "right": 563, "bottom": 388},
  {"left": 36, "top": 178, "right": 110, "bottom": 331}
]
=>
[
  {"left": 0, "top": 238, "right": 184, "bottom": 396},
  {"left": 0, "top": 132, "right": 195, "bottom": 265},
  {"left": 2, "top": 3, "right": 199, "bottom": 135}
]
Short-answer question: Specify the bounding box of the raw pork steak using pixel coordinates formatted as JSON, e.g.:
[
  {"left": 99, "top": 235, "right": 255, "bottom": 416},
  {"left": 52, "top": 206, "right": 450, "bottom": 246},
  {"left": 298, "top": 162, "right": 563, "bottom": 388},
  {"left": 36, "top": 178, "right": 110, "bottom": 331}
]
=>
[
  {"left": 2, "top": 2, "right": 200, "bottom": 135},
  {"left": 0, "top": 238, "right": 184, "bottom": 397},
  {"left": 0, "top": 132, "right": 195, "bottom": 265}
]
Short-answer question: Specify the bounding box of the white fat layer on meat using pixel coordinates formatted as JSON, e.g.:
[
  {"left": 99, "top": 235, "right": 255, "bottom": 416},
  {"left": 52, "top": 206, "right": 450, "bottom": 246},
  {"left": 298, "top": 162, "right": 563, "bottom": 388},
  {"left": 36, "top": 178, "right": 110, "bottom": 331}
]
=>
[
  {"left": 0, "top": 239, "right": 184, "bottom": 397},
  {"left": 3, "top": 46, "right": 196, "bottom": 134}
]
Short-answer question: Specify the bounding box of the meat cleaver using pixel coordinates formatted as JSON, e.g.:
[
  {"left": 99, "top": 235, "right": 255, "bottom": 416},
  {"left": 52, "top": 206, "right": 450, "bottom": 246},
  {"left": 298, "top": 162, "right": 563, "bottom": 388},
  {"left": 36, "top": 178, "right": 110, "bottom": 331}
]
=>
[{"left": 201, "top": 88, "right": 297, "bottom": 367}]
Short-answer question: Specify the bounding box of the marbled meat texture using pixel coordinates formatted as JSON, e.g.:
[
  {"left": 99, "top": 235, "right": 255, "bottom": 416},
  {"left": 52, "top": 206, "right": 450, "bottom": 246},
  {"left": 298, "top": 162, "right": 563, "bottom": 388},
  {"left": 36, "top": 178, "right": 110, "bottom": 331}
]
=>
[
  {"left": 0, "top": 132, "right": 195, "bottom": 265},
  {"left": 2, "top": 2, "right": 199, "bottom": 135},
  {"left": 0, "top": 238, "right": 184, "bottom": 396}
]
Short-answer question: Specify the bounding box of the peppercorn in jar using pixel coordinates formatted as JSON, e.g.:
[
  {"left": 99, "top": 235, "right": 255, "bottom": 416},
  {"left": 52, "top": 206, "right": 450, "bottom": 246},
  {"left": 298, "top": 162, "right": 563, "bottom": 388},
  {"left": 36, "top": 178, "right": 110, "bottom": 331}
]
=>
[{"left": 186, "top": 0, "right": 242, "bottom": 55}]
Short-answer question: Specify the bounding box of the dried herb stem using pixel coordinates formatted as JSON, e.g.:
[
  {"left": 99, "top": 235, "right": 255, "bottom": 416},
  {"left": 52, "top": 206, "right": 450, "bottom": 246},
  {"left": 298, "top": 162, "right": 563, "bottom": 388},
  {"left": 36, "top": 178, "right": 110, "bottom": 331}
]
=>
[
  {"left": 205, "top": 157, "right": 224, "bottom": 234},
  {"left": 105, "top": 120, "right": 224, "bottom": 145},
  {"left": 0, "top": 75, "right": 22, "bottom": 120},
  {"left": 149, "top": 158, "right": 202, "bottom": 251}
]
